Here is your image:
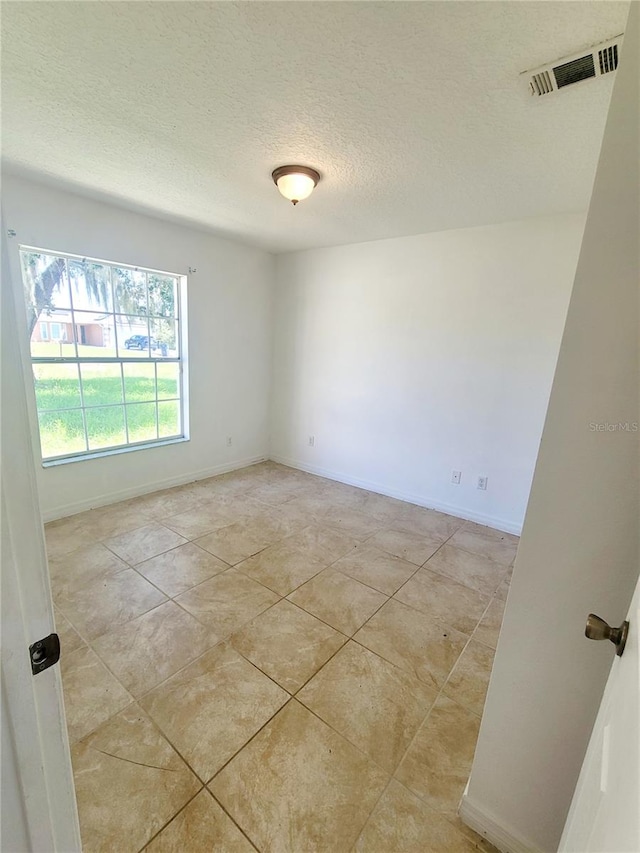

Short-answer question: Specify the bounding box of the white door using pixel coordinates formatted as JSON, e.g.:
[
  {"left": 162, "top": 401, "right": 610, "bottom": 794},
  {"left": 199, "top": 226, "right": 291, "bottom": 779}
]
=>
[
  {"left": 0, "top": 222, "right": 81, "bottom": 851},
  {"left": 559, "top": 574, "right": 640, "bottom": 852}
]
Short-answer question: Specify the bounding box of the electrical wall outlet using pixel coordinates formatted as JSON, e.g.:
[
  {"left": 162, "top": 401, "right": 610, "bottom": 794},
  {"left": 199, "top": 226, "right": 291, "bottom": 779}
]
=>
[
  {"left": 308, "top": 435, "right": 315, "bottom": 447},
  {"left": 477, "top": 476, "right": 488, "bottom": 491},
  {"left": 226, "top": 436, "right": 232, "bottom": 447},
  {"left": 451, "top": 470, "right": 462, "bottom": 485}
]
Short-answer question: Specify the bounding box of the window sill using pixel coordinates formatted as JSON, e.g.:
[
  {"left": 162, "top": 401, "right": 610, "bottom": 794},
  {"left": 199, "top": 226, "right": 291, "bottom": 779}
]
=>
[{"left": 41, "top": 435, "right": 189, "bottom": 467}]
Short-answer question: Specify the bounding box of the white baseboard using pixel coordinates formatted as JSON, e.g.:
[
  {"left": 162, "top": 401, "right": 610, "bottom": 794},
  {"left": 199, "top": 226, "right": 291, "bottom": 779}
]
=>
[
  {"left": 43, "top": 451, "right": 524, "bottom": 535},
  {"left": 41, "top": 455, "right": 267, "bottom": 522},
  {"left": 268, "top": 454, "right": 523, "bottom": 536},
  {"left": 459, "top": 794, "right": 542, "bottom": 853}
]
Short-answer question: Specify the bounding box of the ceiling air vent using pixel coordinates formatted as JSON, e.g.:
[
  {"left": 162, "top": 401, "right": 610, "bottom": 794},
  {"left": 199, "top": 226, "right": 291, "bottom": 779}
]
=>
[
  {"left": 530, "top": 70, "right": 553, "bottom": 96},
  {"left": 554, "top": 54, "right": 595, "bottom": 89},
  {"left": 598, "top": 44, "right": 619, "bottom": 74},
  {"left": 521, "top": 34, "right": 623, "bottom": 98}
]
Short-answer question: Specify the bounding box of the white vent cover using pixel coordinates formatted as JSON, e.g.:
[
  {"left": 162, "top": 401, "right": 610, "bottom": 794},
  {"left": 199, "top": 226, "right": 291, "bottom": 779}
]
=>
[{"left": 522, "top": 35, "right": 623, "bottom": 98}]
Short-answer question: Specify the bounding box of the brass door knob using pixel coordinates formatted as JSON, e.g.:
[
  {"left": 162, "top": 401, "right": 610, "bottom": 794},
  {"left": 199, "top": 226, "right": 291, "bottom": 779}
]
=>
[{"left": 585, "top": 614, "right": 629, "bottom": 657}]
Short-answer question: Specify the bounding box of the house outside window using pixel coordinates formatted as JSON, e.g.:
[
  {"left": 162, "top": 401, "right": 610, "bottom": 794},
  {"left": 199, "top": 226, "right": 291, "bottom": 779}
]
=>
[{"left": 20, "top": 247, "right": 188, "bottom": 463}]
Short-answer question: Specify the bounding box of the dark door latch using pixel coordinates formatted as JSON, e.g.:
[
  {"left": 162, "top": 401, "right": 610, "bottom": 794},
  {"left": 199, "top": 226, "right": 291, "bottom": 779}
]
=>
[{"left": 29, "top": 633, "right": 60, "bottom": 674}]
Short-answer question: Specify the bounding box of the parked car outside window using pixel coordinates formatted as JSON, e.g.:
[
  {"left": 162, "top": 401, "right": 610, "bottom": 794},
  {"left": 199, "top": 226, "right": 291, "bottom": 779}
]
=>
[{"left": 126, "top": 335, "right": 169, "bottom": 356}]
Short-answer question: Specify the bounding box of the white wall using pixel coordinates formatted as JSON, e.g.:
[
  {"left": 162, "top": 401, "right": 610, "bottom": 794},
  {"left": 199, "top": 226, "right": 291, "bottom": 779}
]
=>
[
  {"left": 2, "top": 175, "right": 275, "bottom": 520},
  {"left": 463, "top": 6, "right": 639, "bottom": 851},
  {"left": 271, "top": 214, "right": 585, "bottom": 533}
]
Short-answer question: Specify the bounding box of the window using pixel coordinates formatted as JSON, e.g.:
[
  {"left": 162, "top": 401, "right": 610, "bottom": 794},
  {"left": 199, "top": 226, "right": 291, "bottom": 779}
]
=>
[{"left": 20, "top": 247, "right": 187, "bottom": 463}]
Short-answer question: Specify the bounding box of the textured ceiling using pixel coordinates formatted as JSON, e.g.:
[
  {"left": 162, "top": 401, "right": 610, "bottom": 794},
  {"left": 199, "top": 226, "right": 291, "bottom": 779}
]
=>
[{"left": 1, "top": 1, "right": 629, "bottom": 252}]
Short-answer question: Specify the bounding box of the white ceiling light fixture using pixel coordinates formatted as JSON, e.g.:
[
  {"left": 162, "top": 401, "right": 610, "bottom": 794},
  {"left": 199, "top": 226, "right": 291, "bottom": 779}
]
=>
[{"left": 272, "top": 165, "right": 320, "bottom": 205}]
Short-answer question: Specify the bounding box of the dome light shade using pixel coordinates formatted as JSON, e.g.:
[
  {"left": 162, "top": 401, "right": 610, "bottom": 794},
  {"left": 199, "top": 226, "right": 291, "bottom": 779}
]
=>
[{"left": 272, "top": 165, "right": 321, "bottom": 205}]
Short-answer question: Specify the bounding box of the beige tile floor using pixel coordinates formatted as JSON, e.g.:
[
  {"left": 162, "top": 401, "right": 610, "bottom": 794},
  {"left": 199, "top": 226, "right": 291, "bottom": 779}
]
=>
[{"left": 48, "top": 462, "right": 518, "bottom": 852}]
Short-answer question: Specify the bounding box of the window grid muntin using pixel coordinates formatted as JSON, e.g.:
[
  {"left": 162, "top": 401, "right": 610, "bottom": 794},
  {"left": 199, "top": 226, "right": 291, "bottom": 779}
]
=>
[
  {"left": 22, "top": 246, "right": 184, "bottom": 462},
  {"left": 119, "top": 362, "right": 130, "bottom": 445},
  {"left": 154, "top": 361, "right": 159, "bottom": 441},
  {"left": 42, "top": 307, "right": 180, "bottom": 321},
  {"left": 34, "top": 397, "right": 180, "bottom": 414},
  {"left": 75, "top": 361, "right": 90, "bottom": 454},
  {"left": 64, "top": 257, "right": 77, "bottom": 358},
  {"left": 32, "top": 357, "right": 180, "bottom": 363}
]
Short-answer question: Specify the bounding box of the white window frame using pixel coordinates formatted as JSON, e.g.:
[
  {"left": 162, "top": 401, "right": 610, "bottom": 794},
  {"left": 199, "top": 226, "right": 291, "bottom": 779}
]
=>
[
  {"left": 49, "top": 322, "right": 62, "bottom": 341},
  {"left": 40, "top": 322, "right": 49, "bottom": 340},
  {"left": 20, "top": 246, "right": 189, "bottom": 465}
]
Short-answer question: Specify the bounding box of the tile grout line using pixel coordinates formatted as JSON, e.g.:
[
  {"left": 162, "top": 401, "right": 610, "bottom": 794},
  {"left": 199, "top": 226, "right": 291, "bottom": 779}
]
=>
[
  {"left": 73, "top": 555, "right": 490, "bottom": 770},
  {"left": 351, "top": 689, "right": 489, "bottom": 852},
  {"left": 71, "top": 546, "right": 227, "bottom": 694},
  {"left": 341, "top": 524, "right": 463, "bottom": 653},
  {"left": 48, "top": 462, "right": 514, "bottom": 851},
  {"left": 206, "top": 790, "right": 261, "bottom": 852},
  {"left": 76, "top": 601, "right": 296, "bottom": 779},
  {"left": 73, "top": 547, "right": 346, "bottom": 745},
  {"left": 288, "top": 631, "right": 350, "bottom": 697},
  {"left": 51, "top": 476, "right": 315, "bottom": 632},
  {"left": 56, "top": 492, "right": 504, "bottom": 715},
  {"left": 298, "top": 639, "right": 475, "bottom": 853},
  {"left": 201, "top": 696, "right": 299, "bottom": 785},
  {"left": 287, "top": 696, "right": 398, "bottom": 775},
  {"left": 345, "top": 522, "right": 498, "bottom": 839},
  {"left": 155, "top": 626, "right": 387, "bottom": 795},
  {"left": 208, "top": 694, "right": 399, "bottom": 823},
  {"left": 137, "top": 785, "right": 204, "bottom": 852},
  {"left": 381, "top": 637, "right": 488, "bottom": 821},
  {"left": 132, "top": 700, "right": 262, "bottom": 851}
]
